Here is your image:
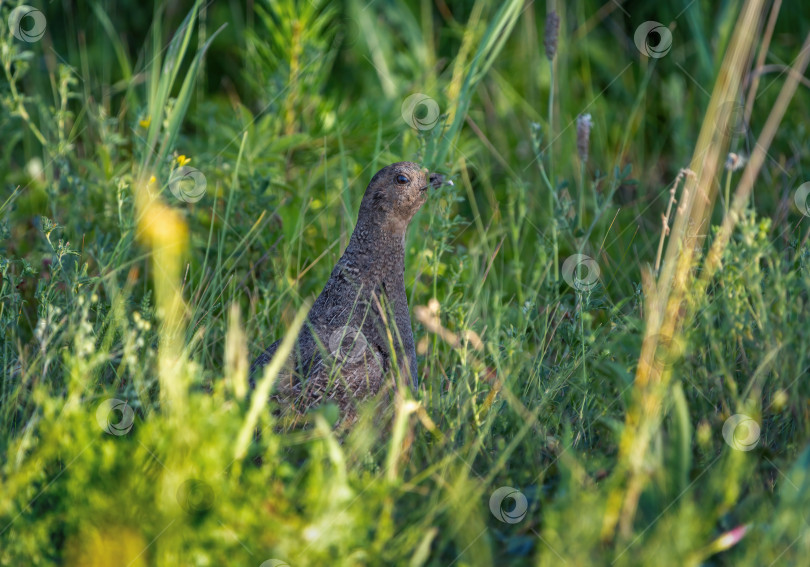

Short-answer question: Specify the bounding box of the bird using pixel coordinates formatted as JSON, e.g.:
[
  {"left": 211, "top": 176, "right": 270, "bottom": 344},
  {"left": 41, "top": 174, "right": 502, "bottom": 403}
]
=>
[{"left": 250, "top": 161, "right": 449, "bottom": 424}]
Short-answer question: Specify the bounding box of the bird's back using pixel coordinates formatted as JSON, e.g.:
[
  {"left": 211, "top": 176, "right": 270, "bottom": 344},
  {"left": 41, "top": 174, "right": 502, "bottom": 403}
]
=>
[{"left": 249, "top": 262, "right": 393, "bottom": 419}]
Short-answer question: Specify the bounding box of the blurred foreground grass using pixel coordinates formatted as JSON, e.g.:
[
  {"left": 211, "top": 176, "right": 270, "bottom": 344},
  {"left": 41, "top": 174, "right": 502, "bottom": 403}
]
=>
[{"left": 1, "top": 0, "right": 810, "bottom": 565}]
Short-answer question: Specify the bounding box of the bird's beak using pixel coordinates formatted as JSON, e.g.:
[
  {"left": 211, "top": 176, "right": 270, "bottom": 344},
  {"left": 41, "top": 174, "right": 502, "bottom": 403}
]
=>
[{"left": 429, "top": 173, "right": 452, "bottom": 189}]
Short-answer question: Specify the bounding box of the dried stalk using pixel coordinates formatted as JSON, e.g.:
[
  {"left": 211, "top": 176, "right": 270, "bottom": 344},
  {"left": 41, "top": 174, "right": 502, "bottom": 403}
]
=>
[{"left": 602, "top": 0, "right": 768, "bottom": 541}]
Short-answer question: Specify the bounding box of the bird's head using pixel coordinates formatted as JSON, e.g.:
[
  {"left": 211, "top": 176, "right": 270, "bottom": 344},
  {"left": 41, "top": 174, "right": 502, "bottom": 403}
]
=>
[{"left": 360, "top": 161, "right": 449, "bottom": 235}]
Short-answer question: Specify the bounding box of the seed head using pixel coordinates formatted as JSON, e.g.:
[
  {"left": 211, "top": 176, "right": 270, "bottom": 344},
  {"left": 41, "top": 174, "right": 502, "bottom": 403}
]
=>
[
  {"left": 576, "top": 113, "right": 593, "bottom": 163},
  {"left": 725, "top": 152, "right": 746, "bottom": 171},
  {"left": 544, "top": 11, "right": 560, "bottom": 61}
]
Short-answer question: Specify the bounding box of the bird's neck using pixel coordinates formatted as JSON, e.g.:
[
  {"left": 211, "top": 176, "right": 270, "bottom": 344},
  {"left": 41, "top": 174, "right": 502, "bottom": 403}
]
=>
[{"left": 341, "top": 214, "right": 406, "bottom": 286}]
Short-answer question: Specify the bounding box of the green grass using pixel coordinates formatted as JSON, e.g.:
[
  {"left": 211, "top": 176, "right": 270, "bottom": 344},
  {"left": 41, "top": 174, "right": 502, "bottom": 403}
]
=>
[{"left": 2, "top": 0, "right": 810, "bottom": 565}]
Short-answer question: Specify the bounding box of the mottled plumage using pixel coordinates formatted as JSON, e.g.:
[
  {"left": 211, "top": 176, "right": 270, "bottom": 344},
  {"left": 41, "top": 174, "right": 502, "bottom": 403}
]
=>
[{"left": 250, "top": 162, "right": 447, "bottom": 422}]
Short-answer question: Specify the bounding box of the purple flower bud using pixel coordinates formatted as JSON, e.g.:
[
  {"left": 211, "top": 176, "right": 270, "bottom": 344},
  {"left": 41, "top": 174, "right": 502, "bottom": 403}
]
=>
[{"left": 544, "top": 11, "right": 560, "bottom": 61}]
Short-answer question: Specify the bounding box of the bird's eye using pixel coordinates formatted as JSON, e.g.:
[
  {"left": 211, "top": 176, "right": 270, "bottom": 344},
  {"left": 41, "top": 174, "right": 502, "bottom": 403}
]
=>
[{"left": 396, "top": 174, "right": 410, "bottom": 185}]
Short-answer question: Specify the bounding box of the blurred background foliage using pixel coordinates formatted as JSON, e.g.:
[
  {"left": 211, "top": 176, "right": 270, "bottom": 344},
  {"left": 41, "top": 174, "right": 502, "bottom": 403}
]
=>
[{"left": 1, "top": 0, "right": 810, "bottom": 565}]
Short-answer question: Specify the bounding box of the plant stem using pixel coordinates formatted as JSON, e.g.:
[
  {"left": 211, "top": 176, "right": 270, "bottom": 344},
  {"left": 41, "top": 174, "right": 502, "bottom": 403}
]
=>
[
  {"left": 578, "top": 160, "right": 585, "bottom": 232},
  {"left": 548, "top": 65, "right": 555, "bottom": 183},
  {"left": 724, "top": 168, "right": 732, "bottom": 216},
  {"left": 538, "top": 161, "right": 559, "bottom": 283},
  {"left": 580, "top": 290, "right": 586, "bottom": 385}
]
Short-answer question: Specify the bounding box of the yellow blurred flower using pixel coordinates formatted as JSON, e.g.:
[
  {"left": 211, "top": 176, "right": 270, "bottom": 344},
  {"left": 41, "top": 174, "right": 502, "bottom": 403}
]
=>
[
  {"left": 138, "top": 117, "right": 151, "bottom": 128},
  {"left": 176, "top": 154, "right": 191, "bottom": 166},
  {"left": 65, "top": 525, "right": 147, "bottom": 567}
]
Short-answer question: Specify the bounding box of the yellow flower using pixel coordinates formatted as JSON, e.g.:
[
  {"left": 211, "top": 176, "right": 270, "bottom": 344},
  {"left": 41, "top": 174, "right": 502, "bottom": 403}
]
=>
[
  {"left": 176, "top": 155, "right": 191, "bottom": 166},
  {"left": 139, "top": 117, "right": 151, "bottom": 128},
  {"left": 148, "top": 175, "right": 156, "bottom": 185}
]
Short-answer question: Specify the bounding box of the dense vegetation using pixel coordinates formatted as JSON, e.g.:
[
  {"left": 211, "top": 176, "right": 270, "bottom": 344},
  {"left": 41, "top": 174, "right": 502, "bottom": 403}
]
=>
[{"left": 1, "top": 0, "right": 809, "bottom": 565}]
